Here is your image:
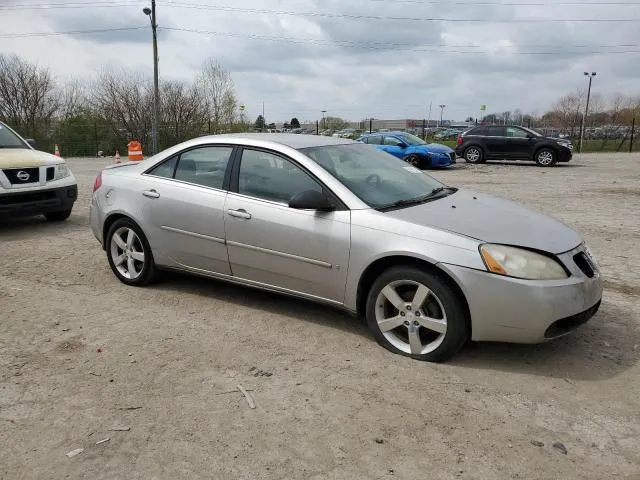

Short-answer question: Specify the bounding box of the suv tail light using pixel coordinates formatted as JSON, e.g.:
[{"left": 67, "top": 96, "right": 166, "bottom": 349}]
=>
[
  {"left": 456, "top": 135, "right": 463, "bottom": 145},
  {"left": 93, "top": 172, "right": 102, "bottom": 192}
]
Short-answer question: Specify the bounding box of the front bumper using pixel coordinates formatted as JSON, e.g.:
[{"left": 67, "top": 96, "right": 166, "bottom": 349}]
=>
[
  {"left": 0, "top": 184, "right": 77, "bottom": 217},
  {"left": 428, "top": 152, "right": 456, "bottom": 168},
  {"left": 440, "top": 244, "right": 602, "bottom": 343}
]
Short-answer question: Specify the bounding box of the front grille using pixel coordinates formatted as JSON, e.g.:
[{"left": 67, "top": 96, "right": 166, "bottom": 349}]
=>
[
  {"left": 573, "top": 252, "right": 595, "bottom": 278},
  {"left": 2, "top": 167, "right": 39, "bottom": 184},
  {"left": 0, "top": 190, "right": 56, "bottom": 205}
]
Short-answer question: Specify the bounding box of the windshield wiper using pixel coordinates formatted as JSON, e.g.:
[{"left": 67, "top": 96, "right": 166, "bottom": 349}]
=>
[{"left": 376, "top": 187, "right": 454, "bottom": 211}]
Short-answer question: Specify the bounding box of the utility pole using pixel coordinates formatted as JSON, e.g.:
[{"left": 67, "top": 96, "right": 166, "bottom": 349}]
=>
[
  {"left": 579, "top": 72, "right": 596, "bottom": 154},
  {"left": 427, "top": 102, "right": 432, "bottom": 129},
  {"left": 143, "top": 1, "right": 159, "bottom": 154},
  {"left": 630, "top": 117, "right": 636, "bottom": 153},
  {"left": 262, "top": 101, "right": 265, "bottom": 132}
]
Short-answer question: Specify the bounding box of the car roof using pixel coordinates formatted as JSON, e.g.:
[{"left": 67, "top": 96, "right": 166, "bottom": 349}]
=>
[
  {"left": 361, "top": 131, "right": 407, "bottom": 137},
  {"left": 210, "top": 133, "right": 356, "bottom": 149}
]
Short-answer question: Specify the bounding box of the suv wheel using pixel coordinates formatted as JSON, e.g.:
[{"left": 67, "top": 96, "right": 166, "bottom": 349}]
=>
[
  {"left": 404, "top": 154, "right": 422, "bottom": 169},
  {"left": 535, "top": 148, "right": 556, "bottom": 167},
  {"left": 463, "top": 146, "right": 484, "bottom": 164},
  {"left": 365, "top": 266, "right": 470, "bottom": 362}
]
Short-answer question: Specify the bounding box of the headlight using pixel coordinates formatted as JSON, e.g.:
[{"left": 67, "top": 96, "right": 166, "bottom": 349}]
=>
[
  {"left": 479, "top": 244, "right": 568, "bottom": 280},
  {"left": 53, "top": 163, "right": 70, "bottom": 180}
]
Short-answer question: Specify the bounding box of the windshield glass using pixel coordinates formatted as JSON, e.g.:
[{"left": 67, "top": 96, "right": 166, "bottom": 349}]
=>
[
  {"left": 398, "top": 133, "right": 426, "bottom": 145},
  {"left": 521, "top": 126, "right": 542, "bottom": 137},
  {"left": 0, "top": 123, "right": 28, "bottom": 149},
  {"left": 300, "top": 143, "right": 445, "bottom": 208}
]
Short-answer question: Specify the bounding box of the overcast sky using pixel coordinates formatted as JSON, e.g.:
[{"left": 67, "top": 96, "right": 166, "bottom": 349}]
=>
[{"left": 1, "top": 0, "right": 640, "bottom": 123}]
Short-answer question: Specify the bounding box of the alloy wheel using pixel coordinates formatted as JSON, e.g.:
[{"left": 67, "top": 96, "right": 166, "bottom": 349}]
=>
[
  {"left": 465, "top": 148, "right": 480, "bottom": 163},
  {"left": 110, "top": 226, "right": 146, "bottom": 280},
  {"left": 537, "top": 150, "right": 554, "bottom": 166},
  {"left": 374, "top": 280, "right": 447, "bottom": 355}
]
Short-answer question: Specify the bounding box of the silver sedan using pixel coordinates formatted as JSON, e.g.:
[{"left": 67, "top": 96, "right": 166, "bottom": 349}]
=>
[{"left": 90, "top": 134, "right": 602, "bottom": 362}]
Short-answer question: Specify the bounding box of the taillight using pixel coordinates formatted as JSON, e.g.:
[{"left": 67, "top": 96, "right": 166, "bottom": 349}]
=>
[
  {"left": 93, "top": 172, "right": 102, "bottom": 192},
  {"left": 456, "top": 135, "right": 463, "bottom": 145}
]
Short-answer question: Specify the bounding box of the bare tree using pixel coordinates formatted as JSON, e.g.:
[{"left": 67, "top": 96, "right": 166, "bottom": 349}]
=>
[
  {"left": 57, "top": 79, "right": 87, "bottom": 119},
  {"left": 198, "top": 58, "right": 237, "bottom": 133},
  {"left": 160, "top": 80, "right": 209, "bottom": 143},
  {"left": 90, "top": 69, "right": 153, "bottom": 145},
  {"left": 0, "top": 54, "right": 59, "bottom": 138}
]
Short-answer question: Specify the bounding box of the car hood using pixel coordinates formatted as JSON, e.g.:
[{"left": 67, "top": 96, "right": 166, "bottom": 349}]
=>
[
  {"left": 386, "top": 189, "right": 582, "bottom": 254},
  {"left": 415, "top": 143, "right": 454, "bottom": 154},
  {"left": 0, "top": 148, "right": 64, "bottom": 168}
]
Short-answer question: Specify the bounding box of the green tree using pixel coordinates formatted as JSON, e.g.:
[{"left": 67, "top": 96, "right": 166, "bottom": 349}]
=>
[
  {"left": 254, "top": 115, "right": 265, "bottom": 131},
  {"left": 290, "top": 117, "right": 301, "bottom": 129}
]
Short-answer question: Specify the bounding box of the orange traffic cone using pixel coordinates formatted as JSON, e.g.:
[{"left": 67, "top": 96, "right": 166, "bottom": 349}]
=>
[
  {"left": 114, "top": 150, "right": 121, "bottom": 163},
  {"left": 54, "top": 144, "right": 61, "bottom": 157}
]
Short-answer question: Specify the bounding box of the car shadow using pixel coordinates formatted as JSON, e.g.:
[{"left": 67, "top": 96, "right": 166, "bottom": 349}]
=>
[
  {"left": 0, "top": 214, "right": 87, "bottom": 239},
  {"left": 153, "top": 270, "right": 373, "bottom": 340},
  {"left": 452, "top": 161, "right": 584, "bottom": 169},
  {"left": 451, "top": 299, "right": 638, "bottom": 381}
]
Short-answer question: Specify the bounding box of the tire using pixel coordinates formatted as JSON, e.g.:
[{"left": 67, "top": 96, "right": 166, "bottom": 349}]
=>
[
  {"left": 44, "top": 209, "right": 72, "bottom": 221},
  {"left": 404, "top": 154, "right": 423, "bottom": 169},
  {"left": 463, "top": 146, "right": 484, "bottom": 164},
  {"left": 535, "top": 148, "right": 557, "bottom": 167},
  {"left": 365, "top": 266, "right": 470, "bottom": 362},
  {"left": 106, "top": 217, "right": 157, "bottom": 286}
]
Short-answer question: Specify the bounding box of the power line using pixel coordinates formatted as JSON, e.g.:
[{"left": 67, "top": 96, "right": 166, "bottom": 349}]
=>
[
  {"left": 0, "top": 1, "right": 139, "bottom": 10},
  {"left": 160, "top": 26, "right": 640, "bottom": 54},
  {"left": 0, "top": 26, "right": 147, "bottom": 38},
  {"left": 361, "top": 0, "right": 640, "bottom": 4},
  {"left": 162, "top": 2, "right": 640, "bottom": 22}
]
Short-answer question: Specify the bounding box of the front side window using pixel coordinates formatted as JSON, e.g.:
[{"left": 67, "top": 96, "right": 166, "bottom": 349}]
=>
[
  {"left": 174, "top": 146, "right": 233, "bottom": 189},
  {"left": 302, "top": 143, "right": 445, "bottom": 209},
  {"left": 506, "top": 127, "right": 529, "bottom": 138},
  {"left": 384, "top": 136, "right": 404, "bottom": 147},
  {"left": 238, "top": 149, "right": 323, "bottom": 204}
]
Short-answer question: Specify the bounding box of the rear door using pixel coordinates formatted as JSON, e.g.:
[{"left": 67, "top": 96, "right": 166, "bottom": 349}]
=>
[
  {"left": 483, "top": 126, "right": 507, "bottom": 158},
  {"left": 140, "top": 145, "right": 235, "bottom": 274},
  {"left": 224, "top": 147, "right": 351, "bottom": 303}
]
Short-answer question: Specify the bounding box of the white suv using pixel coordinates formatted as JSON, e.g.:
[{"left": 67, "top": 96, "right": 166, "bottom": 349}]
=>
[{"left": 0, "top": 121, "right": 77, "bottom": 221}]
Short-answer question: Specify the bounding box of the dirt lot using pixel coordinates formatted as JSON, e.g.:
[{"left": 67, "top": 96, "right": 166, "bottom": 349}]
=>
[{"left": 1, "top": 153, "right": 639, "bottom": 480}]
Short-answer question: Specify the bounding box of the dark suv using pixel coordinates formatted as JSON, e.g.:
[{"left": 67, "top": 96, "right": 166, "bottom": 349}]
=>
[{"left": 455, "top": 125, "right": 573, "bottom": 167}]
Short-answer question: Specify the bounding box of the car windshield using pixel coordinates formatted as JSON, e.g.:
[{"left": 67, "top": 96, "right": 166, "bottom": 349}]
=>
[
  {"left": 0, "top": 123, "right": 28, "bottom": 149},
  {"left": 398, "top": 133, "right": 426, "bottom": 145},
  {"left": 300, "top": 143, "right": 447, "bottom": 209}
]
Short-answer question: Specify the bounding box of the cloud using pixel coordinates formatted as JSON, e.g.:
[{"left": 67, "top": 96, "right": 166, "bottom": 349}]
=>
[{"left": 1, "top": 0, "right": 639, "bottom": 121}]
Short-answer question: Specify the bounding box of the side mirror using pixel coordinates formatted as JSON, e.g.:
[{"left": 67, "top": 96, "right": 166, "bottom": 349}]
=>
[
  {"left": 25, "top": 138, "right": 37, "bottom": 149},
  {"left": 398, "top": 142, "right": 407, "bottom": 149},
  {"left": 526, "top": 134, "right": 535, "bottom": 139},
  {"left": 289, "top": 190, "right": 335, "bottom": 211}
]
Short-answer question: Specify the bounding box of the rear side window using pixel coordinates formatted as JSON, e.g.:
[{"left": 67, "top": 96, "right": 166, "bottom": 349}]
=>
[
  {"left": 468, "top": 127, "right": 488, "bottom": 136},
  {"left": 174, "top": 146, "right": 233, "bottom": 189},
  {"left": 147, "top": 156, "right": 177, "bottom": 178},
  {"left": 486, "top": 126, "right": 506, "bottom": 137}
]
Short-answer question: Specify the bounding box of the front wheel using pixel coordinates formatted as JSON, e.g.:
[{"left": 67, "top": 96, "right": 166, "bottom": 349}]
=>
[
  {"left": 463, "top": 146, "right": 484, "bottom": 164},
  {"left": 106, "top": 218, "right": 157, "bottom": 286},
  {"left": 535, "top": 148, "right": 557, "bottom": 167},
  {"left": 44, "top": 209, "right": 72, "bottom": 221},
  {"left": 404, "top": 154, "right": 422, "bottom": 169},
  {"left": 365, "top": 266, "right": 469, "bottom": 362}
]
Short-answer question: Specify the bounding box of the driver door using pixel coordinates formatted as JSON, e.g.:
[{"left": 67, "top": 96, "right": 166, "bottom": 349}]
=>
[
  {"left": 224, "top": 148, "right": 351, "bottom": 303},
  {"left": 381, "top": 135, "right": 406, "bottom": 158}
]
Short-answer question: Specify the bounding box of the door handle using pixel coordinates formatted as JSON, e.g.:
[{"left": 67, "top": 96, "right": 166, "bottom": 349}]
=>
[
  {"left": 227, "top": 208, "right": 252, "bottom": 219},
  {"left": 142, "top": 189, "right": 160, "bottom": 199}
]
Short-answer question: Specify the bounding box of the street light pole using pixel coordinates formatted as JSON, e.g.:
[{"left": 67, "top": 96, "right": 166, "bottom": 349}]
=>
[
  {"left": 438, "top": 104, "right": 446, "bottom": 127},
  {"left": 143, "top": 1, "right": 159, "bottom": 154},
  {"left": 321, "top": 110, "right": 327, "bottom": 130},
  {"left": 579, "top": 72, "right": 596, "bottom": 154}
]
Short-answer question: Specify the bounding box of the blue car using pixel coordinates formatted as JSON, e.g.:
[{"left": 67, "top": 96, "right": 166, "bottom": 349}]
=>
[{"left": 356, "top": 131, "right": 455, "bottom": 169}]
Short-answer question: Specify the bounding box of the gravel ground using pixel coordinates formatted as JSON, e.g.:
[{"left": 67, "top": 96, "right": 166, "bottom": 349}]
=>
[{"left": 1, "top": 153, "right": 639, "bottom": 480}]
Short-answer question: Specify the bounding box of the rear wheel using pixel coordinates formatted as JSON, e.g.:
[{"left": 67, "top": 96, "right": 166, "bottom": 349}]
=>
[
  {"left": 44, "top": 209, "right": 72, "bottom": 221},
  {"left": 365, "top": 266, "right": 469, "bottom": 362},
  {"left": 535, "top": 148, "right": 557, "bottom": 167},
  {"left": 106, "top": 218, "right": 157, "bottom": 286},
  {"left": 463, "top": 146, "right": 484, "bottom": 164}
]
